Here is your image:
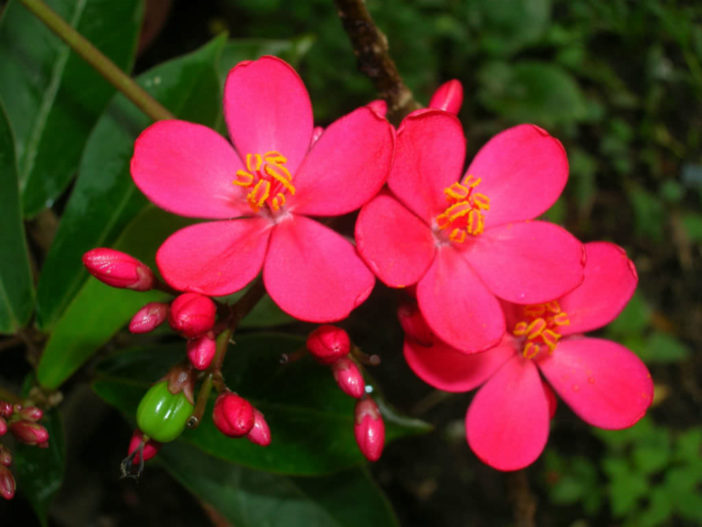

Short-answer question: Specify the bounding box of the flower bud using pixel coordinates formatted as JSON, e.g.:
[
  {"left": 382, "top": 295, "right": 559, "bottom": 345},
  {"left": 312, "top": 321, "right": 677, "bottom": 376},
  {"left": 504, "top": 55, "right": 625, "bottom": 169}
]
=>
[
  {"left": 128, "top": 430, "right": 160, "bottom": 464},
  {"left": 0, "top": 465, "right": 15, "bottom": 500},
  {"left": 0, "top": 417, "right": 6, "bottom": 436},
  {"left": 397, "top": 303, "right": 434, "bottom": 346},
  {"left": 82, "top": 248, "right": 154, "bottom": 291},
  {"left": 354, "top": 398, "right": 385, "bottom": 462},
  {"left": 9, "top": 421, "right": 49, "bottom": 446},
  {"left": 212, "top": 393, "right": 254, "bottom": 437},
  {"left": 17, "top": 406, "right": 43, "bottom": 422},
  {"left": 246, "top": 409, "right": 271, "bottom": 447},
  {"left": 0, "top": 445, "right": 11, "bottom": 466},
  {"left": 187, "top": 334, "right": 216, "bottom": 371},
  {"left": 0, "top": 402, "right": 12, "bottom": 417},
  {"left": 168, "top": 293, "right": 216, "bottom": 338},
  {"left": 428, "top": 79, "right": 463, "bottom": 115},
  {"left": 129, "top": 302, "right": 169, "bottom": 333},
  {"left": 306, "top": 325, "right": 351, "bottom": 365},
  {"left": 332, "top": 357, "right": 365, "bottom": 399}
]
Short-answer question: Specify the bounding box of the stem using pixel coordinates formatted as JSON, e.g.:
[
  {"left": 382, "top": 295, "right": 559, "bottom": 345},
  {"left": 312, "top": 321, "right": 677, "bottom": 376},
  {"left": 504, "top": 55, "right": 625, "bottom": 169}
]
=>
[
  {"left": 230, "top": 278, "right": 267, "bottom": 331},
  {"left": 508, "top": 469, "right": 537, "bottom": 527},
  {"left": 19, "top": 0, "right": 174, "bottom": 121},
  {"left": 334, "top": 0, "right": 420, "bottom": 125}
]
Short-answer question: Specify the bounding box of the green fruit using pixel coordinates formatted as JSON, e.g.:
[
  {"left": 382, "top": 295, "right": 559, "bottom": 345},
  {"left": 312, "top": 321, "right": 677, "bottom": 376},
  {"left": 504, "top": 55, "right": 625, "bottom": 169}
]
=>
[{"left": 136, "top": 381, "right": 193, "bottom": 443}]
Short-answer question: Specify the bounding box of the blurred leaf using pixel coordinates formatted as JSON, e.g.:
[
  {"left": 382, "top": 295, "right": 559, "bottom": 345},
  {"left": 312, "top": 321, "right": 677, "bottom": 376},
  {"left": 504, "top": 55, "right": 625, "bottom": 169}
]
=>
[
  {"left": 606, "top": 292, "right": 652, "bottom": 338},
  {"left": 217, "top": 34, "right": 315, "bottom": 82},
  {"left": 544, "top": 452, "right": 602, "bottom": 514},
  {"left": 12, "top": 409, "right": 64, "bottom": 527},
  {"left": 160, "top": 441, "right": 399, "bottom": 527},
  {"left": 36, "top": 207, "right": 192, "bottom": 389},
  {"left": 0, "top": 100, "right": 34, "bottom": 333},
  {"left": 631, "top": 426, "right": 671, "bottom": 475},
  {"left": 36, "top": 34, "right": 226, "bottom": 330},
  {"left": 477, "top": 60, "right": 588, "bottom": 127},
  {"left": 93, "top": 333, "right": 430, "bottom": 475},
  {"left": 664, "top": 466, "right": 702, "bottom": 521},
  {"left": 680, "top": 212, "right": 702, "bottom": 243},
  {"left": 627, "top": 185, "right": 665, "bottom": 242},
  {"left": 0, "top": 0, "right": 142, "bottom": 217},
  {"left": 639, "top": 331, "right": 690, "bottom": 364},
  {"left": 240, "top": 293, "right": 294, "bottom": 328},
  {"left": 602, "top": 457, "right": 648, "bottom": 516}
]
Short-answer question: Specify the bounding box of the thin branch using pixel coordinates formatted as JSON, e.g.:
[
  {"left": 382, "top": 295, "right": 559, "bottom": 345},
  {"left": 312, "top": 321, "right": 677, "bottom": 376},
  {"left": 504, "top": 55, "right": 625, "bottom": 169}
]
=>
[
  {"left": 508, "top": 469, "right": 537, "bottom": 527},
  {"left": 334, "top": 0, "right": 420, "bottom": 125}
]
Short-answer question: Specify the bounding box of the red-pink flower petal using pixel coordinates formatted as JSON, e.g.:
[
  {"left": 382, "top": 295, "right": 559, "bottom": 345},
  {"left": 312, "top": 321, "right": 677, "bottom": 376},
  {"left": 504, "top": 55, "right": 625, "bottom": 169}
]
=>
[
  {"left": 559, "top": 242, "right": 638, "bottom": 335},
  {"left": 466, "top": 124, "right": 568, "bottom": 228},
  {"left": 428, "top": 79, "right": 463, "bottom": 115},
  {"left": 223, "top": 56, "right": 313, "bottom": 175},
  {"left": 291, "top": 107, "right": 394, "bottom": 216},
  {"left": 131, "top": 120, "right": 249, "bottom": 219},
  {"left": 355, "top": 194, "right": 435, "bottom": 287},
  {"left": 404, "top": 335, "right": 515, "bottom": 392},
  {"left": 537, "top": 337, "right": 653, "bottom": 429},
  {"left": 463, "top": 221, "right": 584, "bottom": 304},
  {"left": 263, "top": 215, "right": 374, "bottom": 322},
  {"left": 388, "top": 110, "right": 466, "bottom": 222},
  {"left": 417, "top": 247, "right": 505, "bottom": 352},
  {"left": 156, "top": 218, "right": 271, "bottom": 296},
  {"left": 466, "top": 355, "right": 550, "bottom": 471}
]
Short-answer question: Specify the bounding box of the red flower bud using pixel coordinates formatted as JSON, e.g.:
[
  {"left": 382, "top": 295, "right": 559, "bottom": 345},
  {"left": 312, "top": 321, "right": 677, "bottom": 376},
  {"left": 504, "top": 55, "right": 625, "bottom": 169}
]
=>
[
  {"left": 168, "top": 293, "right": 216, "bottom": 338},
  {"left": 0, "top": 417, "right": 6, "bottom": 436},
  {"left": 82, "top": 248, "right": 154, "bottom": 291},
  {"left": 246, "top": 409, "right": 271, "bottom": 447},
  {"left": 0, "top": 465, "right": 15, "bottom": 500},
  {"left": 17, "top": 406, "right": 43, "bottom": 422},
  {"left": 354, "top": 398, "right": 385, "bottom": 462},
  {"left": 212, "top": 393, "right": 254, "bottom": 437},
  {"left": 397, "top": 303, "right": 435, "bottom": 346},
  {"left": 0, "top": 445, "right": 11, "bottom": 466},
  {"left": 429, "top": 79, "right": 463, "bottom": 115},
  {"left": 0, "top": 402, "right": 12, "bottom": 417},
  {"left": 128, "top": 430, "right": 160, "bottom": 464},
  {"left": 187, "top": 334, "right": 217, "bottom": 370},
  {"left": 306, "top": 325, "right": 351, "bottom": 365},
  {"left": 331, "top": 357, "right": 365, "bottom": 399},
  {"left": 129, "top": 302, "right": 169, "bottom": 333},
  {"left": 9, "top": 421, "right": 49, "bottom": 446}
]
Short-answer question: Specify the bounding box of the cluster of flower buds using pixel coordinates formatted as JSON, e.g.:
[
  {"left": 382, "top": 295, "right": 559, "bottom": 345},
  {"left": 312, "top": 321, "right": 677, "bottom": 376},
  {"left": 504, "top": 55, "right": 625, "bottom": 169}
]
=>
[
  {"left": 305, "top": 326, "right": 385, "bottom": 461},
  {"left": 212, "top": 392, "right": 270, "bottom": 446},
  {"left": 0, "top": 401, "right": 50, "bottom": 500}
]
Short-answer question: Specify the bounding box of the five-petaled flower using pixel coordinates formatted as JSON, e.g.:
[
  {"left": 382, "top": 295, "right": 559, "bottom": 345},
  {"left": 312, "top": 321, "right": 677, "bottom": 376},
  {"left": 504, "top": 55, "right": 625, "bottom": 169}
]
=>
[
  {"left": 403, "top": 241, "right": 654, "bottom": 471},
  {"left": 131, "top": 56, "right": 394, "bottom": 322},
  {"left": 356, "top": 108, "right": 586, "bottom": 352}
]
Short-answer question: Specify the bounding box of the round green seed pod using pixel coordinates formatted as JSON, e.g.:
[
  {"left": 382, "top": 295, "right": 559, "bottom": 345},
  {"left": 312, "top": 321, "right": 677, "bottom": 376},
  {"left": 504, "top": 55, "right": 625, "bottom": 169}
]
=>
[{"left": 136, "top": 381, "right": 194, "bottom": 443}]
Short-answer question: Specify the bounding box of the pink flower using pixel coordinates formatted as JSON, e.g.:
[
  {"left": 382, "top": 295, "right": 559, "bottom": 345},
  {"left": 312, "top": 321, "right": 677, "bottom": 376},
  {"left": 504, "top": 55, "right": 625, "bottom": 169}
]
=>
[
  {"left": 404, "top": 242, "right": 654, "bottom": 471},
  {"left": 131, "top": 56, "right": 394, "bottom": 322},
  {"left": 355, "top": 109, "right": 584, "bottom": 352}
]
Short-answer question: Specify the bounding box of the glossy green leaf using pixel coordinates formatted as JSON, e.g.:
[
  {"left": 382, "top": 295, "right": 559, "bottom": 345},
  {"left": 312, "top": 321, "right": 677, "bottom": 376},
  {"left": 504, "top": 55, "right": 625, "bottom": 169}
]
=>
[
  {"left": 12, "top": 409, "right": 65, "bottom": 527},
  {"left": 0, "top": 100, "right": 34, "bottom": 333},
  {"left": 477, "top": 60, "right": 589, "bottom": 127},
  {"left": 93, "top": 334, "right": 431, "bottom": 475},
  {"left": 0, "top": 0, "right": 142, "bottom": 217},
  {"left": 160, "top": 441, "right": 398, "bottom": 527},
  {"left": 36, "top": 207, "right": 192, "bottom": 390},
  {"left": 36, "top": 34, "right": 226, "bottom": 330}
]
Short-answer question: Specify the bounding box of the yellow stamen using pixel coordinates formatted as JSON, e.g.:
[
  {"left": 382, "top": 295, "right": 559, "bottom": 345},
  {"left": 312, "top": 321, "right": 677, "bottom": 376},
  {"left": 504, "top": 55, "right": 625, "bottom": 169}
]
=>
[
  {"left": 449, "top": 228, "right": 466, "bottom": 243},
  {"left": 247, "top": 179, "right": 271, "bottom": 209},
  {"left": 444, "top": 182, "right": 470, "bottom": 200},
  {"left": 541, "top": 329, "right": 561, "bottom": 351},
  {"left": 513, "top": 321, "right": 528, "bottom": 336},
  {"left": 523, "top": 341, "right": 541, "bottom": 359},
  {"left": 526, "top": 318, "right": 546, "bottom": 339},
  {"left": 246, "top": 153, "right": 262, "bottom": 173},
  {"left": 264, "top": 164, "right": 296, "bottom": 194},
  {"left": 233, "top": 170, "right": 254, "bottom": 187},
  {"left": 552, "top": 312, "right": 570, "bottom": 326}
]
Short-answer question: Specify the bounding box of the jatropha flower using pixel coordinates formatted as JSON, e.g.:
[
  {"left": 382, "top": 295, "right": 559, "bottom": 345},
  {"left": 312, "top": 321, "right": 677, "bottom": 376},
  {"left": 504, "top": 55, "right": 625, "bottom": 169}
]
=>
[
  {"left": 355, "top": 108, "right": 585, "bottom": 352},
  {"left": 403, "top": 242, "right": 654, "bottom": 471},
  {"left": 131, "top": 56, "right": 394, "bottom": 322}
]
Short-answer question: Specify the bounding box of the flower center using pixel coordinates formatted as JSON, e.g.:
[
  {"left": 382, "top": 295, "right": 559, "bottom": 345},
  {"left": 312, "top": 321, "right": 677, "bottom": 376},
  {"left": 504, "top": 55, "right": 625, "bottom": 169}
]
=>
[
  {"left": 233, "top": 151, "right": 296, "bottom": 213},
  {"left": 512, "top": 301, "right": 570, "bottom": 359},
  {"left": 435, "top": 174, "right": 490, "bottom": 243}
]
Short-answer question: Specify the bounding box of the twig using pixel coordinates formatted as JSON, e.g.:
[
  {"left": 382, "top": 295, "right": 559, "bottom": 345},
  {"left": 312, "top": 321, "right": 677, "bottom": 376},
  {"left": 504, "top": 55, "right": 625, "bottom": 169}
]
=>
[
  {"left": 508, "top": 469, "right": 537, "bottom": 527},
  {"left": 333, "top": 0, "right": 420, "bottom": 125}
]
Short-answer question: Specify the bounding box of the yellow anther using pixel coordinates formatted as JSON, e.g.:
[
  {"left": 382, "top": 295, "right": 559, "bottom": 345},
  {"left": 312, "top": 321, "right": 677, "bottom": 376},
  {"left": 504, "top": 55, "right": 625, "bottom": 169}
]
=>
[
  {"left": 271, "top": 192, "right": 287, "bottom": 211},
  {"left": 449, "top": 228, "right": 466, "bottom": 243},
  {"left": 264, "top": 164, "right": 296, "bottom": 194},
  {"left": 526, "top": 318, "right": 547, "bottom": 339},
  {"left": 445, "top": 182, "right": 470, "bottom": 200},
  {"left": 246, "top": 153, "right": 262, "bottom": 173},
  {"left": 541, "top": 329, "right": 561, "bottom": 351},
  {"left": 523, "top": 341, "right": 541, "bottom": 359},
  {"left": 263, "top": 151, "right": 287, "bottom": 165},
  {"left": 466, "top": 209, "right": 485, "bottom": 235},
  {"left": 545, "top": 301, "right": 561, "bottom": 313},
  {"left": 472, "top": 193, "right": 490, "bottom": 210},
  {"left": 524, "top": 304, "right": 546, "bottom": 317},
  {"left": 513, "top": 321, "right": 528, "bottom": 336},
  {"left": 552, "top": 312, "right": 570, "bottom": 326},
  {"left": 233, "top": 170, "right": 254, "bottom": 187},
  {"left": 247, "top": 179, "right": 271, "bottom": 209},
  {"left": 462, "top": 175, "right": 481, "bottom": 188},
  {"left": 444, "top": 201, "right": 472, "bottom": 221},
  {"left": 436, "top": 213, "right": 451, "bottom": 230}
]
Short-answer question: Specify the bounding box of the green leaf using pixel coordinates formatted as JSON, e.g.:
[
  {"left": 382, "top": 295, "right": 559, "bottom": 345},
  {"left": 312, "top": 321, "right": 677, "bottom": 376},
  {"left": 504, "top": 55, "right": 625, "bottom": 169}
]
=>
[
  {"left": 36, "top": 207, "right": 192, "bottom": 390},
  {"left": 93, "top": 334, "right": 430, "bottom": 475},
  {"left": 160, "top": 441, "right": 399, "bottom": 527},
  {"left": 477, "top": 60, "right": 589, "bottom": 127},
  {"left": 639, "top": 331, "right": 690, "bottom": 364},
  {"left": 12, "top": 409, "right": 65, "bottom": 527},
  {"left": 0, "top": 99, "right": 34, "bottom": 333},
  {"left": 606, "top": 291, "right": 652, "bottom": 338},
  {"left": 36, "top": 34, "right": 226, "bottom": 330},
  {"left": 0, "top": 0, "right": 143, "bottom": 217}
]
